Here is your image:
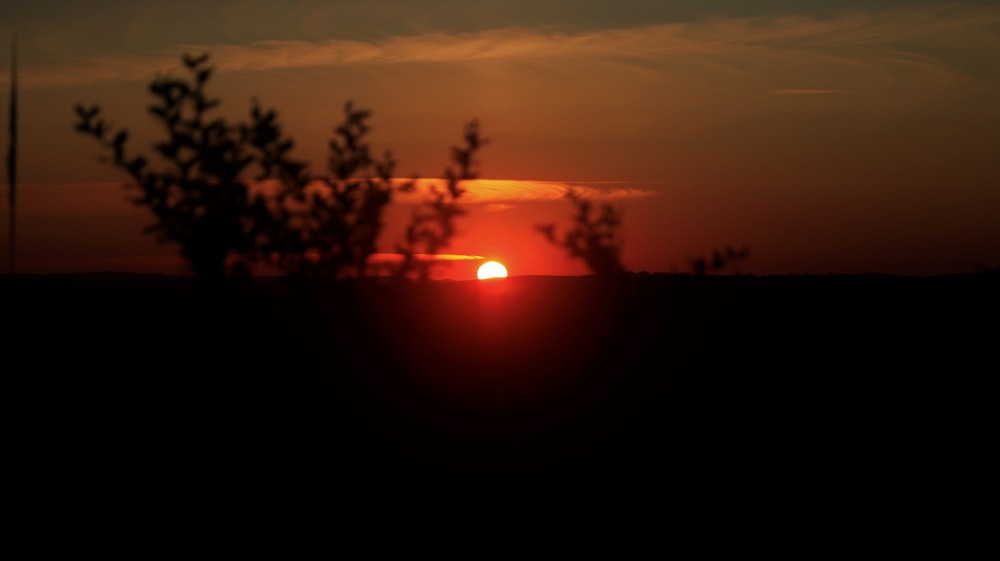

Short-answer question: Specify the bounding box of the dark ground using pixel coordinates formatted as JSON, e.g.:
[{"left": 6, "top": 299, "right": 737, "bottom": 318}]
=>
[{"left": 6, "top": 271, "right": 995, "bottom": 551}]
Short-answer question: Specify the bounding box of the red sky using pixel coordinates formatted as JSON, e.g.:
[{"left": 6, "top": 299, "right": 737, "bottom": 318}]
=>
[{"left": 2, "top": 1, "right": 998, "bottom": 278}]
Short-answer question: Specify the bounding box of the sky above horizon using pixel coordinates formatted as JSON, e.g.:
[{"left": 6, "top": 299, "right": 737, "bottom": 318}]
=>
[{"left": 1, "top": 0, "right": 998, "bottom": 278}]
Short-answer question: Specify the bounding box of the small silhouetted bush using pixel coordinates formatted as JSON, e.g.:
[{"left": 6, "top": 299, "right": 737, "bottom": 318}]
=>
[
  {"left": 536, "top": 188, "right": 626, "bottom": 280},
  {"left": 537, "top": 188, "right": 752, "bottom": 280},
  {"left": 75, "top": 54, "right": 263, "bottom": 281},
  {"left": 248, "top": 100, "right": 400, "bottom": 280},
  {"left": 688, "top": 245, "right": 751, "bottom": 275},
  {"left": 395, "top": 120, "right": 486, "bottom": 280}
]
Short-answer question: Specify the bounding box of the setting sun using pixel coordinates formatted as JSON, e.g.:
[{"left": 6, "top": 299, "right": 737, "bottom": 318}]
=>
[{"left": 477, "top": 261, "right": 508, "bottom": 280}]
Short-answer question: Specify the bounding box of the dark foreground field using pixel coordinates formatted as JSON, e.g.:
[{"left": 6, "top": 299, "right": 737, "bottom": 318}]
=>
[{"left": 6, "top": 271, "right": 995, "bottom": 550}]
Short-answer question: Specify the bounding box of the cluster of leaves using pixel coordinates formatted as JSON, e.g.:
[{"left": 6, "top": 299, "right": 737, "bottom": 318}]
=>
[
  {"left": 536, "top": 189, "right": 626, "bottom": 280},
  {"left": 74, "top": 53, "right": 482, "bottom": 283}
]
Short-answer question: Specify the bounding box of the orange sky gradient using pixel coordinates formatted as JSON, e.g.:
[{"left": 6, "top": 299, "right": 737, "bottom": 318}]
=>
[{"left": 1, "top": 1, "right": 998, "bottom": 278}]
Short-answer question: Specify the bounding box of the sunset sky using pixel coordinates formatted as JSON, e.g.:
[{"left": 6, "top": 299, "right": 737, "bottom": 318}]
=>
[{"left": 1, "top": 0, "right": 998, "bottom": 278}]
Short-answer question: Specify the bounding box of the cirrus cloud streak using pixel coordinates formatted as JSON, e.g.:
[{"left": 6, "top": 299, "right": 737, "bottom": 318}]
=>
[{"left": 12, "top": 4, "right": 999, "bottom": 90}]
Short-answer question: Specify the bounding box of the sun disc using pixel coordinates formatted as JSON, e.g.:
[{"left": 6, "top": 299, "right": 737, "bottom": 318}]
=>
[{"left": 477, "top": 261, "right": 508, "bottom": 280}]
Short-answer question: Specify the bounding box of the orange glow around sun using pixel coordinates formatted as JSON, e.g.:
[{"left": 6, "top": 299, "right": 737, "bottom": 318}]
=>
[{"left": 477, "top": 261, "right": 508, "bottom": 280}]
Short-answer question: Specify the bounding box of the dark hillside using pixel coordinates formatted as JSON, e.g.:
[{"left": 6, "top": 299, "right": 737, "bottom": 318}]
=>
[{"left": 6, "top": 272, "right": 995, "bottom": 548}]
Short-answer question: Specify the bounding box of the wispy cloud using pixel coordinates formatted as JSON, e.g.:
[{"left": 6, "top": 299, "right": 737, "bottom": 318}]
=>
[
  {"left": 247, "top": 177, "right": 656, "bottom": 204},
  {"left": 369, "top": 252, "right": 484, "bottom": 262},
  {"left": 393, "top": 179, "right": 657, "bottom": 205},
  {"left": 13, "top": 4, "right": 999, "bottom": 89}
]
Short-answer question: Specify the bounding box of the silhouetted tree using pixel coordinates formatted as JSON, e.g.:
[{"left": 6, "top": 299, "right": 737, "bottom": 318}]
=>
[
  {"left": 74, "top": 52, "right": 481, "bottom": 283},
  {"left": 75, "top": 53, "right": 269, "bottom": 282},
  {"left": 537, "top": 188, "right": 626, "bottom": 279},
  {"left": 248, "top": 101, "right": 410, "bottom": 280}
]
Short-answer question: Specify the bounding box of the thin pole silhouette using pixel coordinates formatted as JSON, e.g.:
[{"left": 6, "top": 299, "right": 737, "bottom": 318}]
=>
[{"left": 6, "top": 35, "right": 16, "bottom": 275}]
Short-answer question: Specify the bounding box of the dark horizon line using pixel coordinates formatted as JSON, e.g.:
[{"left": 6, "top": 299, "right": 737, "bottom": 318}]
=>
[{"left": 3, "top": 269, "right": 994, "bottom": 281}]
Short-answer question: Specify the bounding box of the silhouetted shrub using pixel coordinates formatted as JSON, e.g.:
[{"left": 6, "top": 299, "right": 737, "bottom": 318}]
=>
[
  {"left": 75, "top": 53, "right": 481, "bottom": 283},
  {"left": 247, "top": 100, "right": 408, "bottom": 280},
  {"left": 688, "top": 245, "right": 751, "bottom": 275},
  {"left": 536, "top": 188, "right": 626, "bottom": 279},
  {"left": 395, "top": 121, "right": 486, "bottom": 280},
  {"left": 75, "top": 54, "right": 268, "bottom": 281}
]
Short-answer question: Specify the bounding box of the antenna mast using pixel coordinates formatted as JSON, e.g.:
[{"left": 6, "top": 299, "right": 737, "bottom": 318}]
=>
[{"left": 6, "top": 34, "right": 16, "bottom": 275}]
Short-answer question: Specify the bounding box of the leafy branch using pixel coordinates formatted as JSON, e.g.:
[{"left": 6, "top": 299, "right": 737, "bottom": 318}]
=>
[
  {"left": 75, "top": 53, "right": 274, "bottom": 281},
  {"left": 395, "top": 120, "right": 487, "bottom": 280},
  {"left": 537, "top": 188, "right": 626, "bottom": 279}
]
